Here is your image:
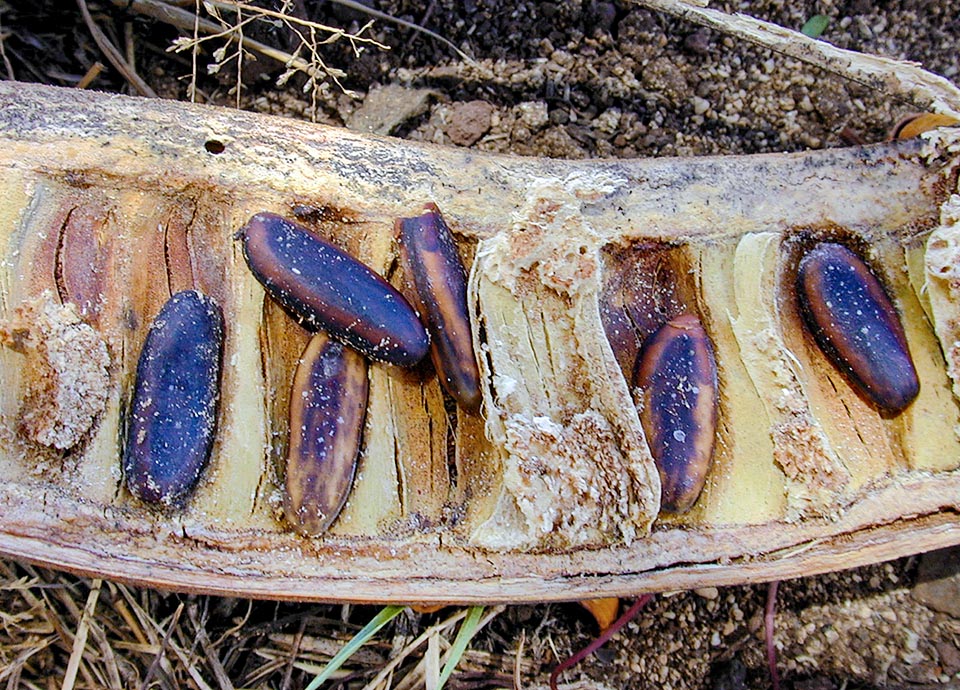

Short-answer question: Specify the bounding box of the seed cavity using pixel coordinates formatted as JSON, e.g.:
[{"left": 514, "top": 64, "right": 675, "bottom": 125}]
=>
[
  {"left": 284, "top": 332, "right": 369, "bottom": 536},
  {"left": 396, "top": 203, "right": 482, "bottom": 412},
  {"left": 633, "top": 313, "right": 718, "bottom": 514},
  {"left": 797, "top": 242, "right": 919, "bottom": 414},
  {"left": 123, "top": 290, "right": 224, "bottom": 506},
  {"left": 237, "top": 212, "right": 429, "bottom": 367}
]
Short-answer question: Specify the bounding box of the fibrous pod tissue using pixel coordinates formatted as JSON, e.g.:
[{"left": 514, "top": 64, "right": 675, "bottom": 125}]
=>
[
  {"left": 123, "top": 290, "right": 224, "bottom": 506},
  {"left": 396, "top": 203, "right": 482, "bottom": 412},
  {"left": 797, "top": 242, "right": 920, "bottom": 414},
  {"left": 284, "top": 332, "right": 369, "bottom": 536},
  {"left": 238, "top": 212, "right": 429, "bottom": 367},
  {"left": 633, "top": 314, "right": 718, "bottom": 514}
]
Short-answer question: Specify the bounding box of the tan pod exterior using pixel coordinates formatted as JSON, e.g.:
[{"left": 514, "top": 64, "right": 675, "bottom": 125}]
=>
[{"left": 0, "top": 82, "right": 958, "bottom": 604}]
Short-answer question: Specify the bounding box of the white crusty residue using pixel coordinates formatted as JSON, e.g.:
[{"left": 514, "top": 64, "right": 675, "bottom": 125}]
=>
[
  {"left": 498, "top": 410, "right": 647, "bottom": 549},
  {"left": 478, "top": 170, "right": 626, "bottom": 295},
  {"left": 0, "top": 292, "right": 110, "bottom": 450}
]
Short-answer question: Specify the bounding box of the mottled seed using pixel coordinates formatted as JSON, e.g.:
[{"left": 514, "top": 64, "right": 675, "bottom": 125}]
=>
[
  {"left": 396, "top": 203, "right": 481, "bottom": 412},
  {"left": 124, "top": 290, "right": 224, "bottom": 506},
  {"left": 284, "top": 332, "right": 368, "bottom": 536},
  {"left": 633, "top": 314, "right": 718, "bottom": 514},
  {"left": 797, "top": 242, "right": 919, "bottom": 414},
  {"left": 237, "top": 212, "right": 429, "bottom": 367}
]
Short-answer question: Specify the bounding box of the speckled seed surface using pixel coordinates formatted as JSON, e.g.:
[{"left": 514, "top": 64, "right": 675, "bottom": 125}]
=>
[
  {"left": 283, "top": 332, "right": 369, "bottom": 536},
  {"left": 123, "top": 290, "right": 224, "bottom": 506},
  {"left": 238, "top": 211, "right": 429, "bottom": 367},
  {"left": 633, "top": 314, "right": 718, "bottom": 514},
  {"left": 797, "top": 242, "right": 919, "bottom": 413},
  {"left": 396, "top": 203, "right": 482, "bottom": 412}
]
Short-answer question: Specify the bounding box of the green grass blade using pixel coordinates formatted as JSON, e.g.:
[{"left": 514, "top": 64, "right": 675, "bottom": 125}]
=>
[
  {"left": 304, "top": 605, "right": 405, "bottom": 690},
  {"left": 801, "top": 14, "right": 830, "bottom": 38},
  {"left": 437, "top": 605, "right": 485, "bottom": 690}
]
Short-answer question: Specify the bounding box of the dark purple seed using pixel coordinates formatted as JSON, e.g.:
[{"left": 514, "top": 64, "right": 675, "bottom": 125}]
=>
[
  {"left": 237, "top": 212, "right": 429, "bottom": 367},
  {"left": 124, "top": 290, "right": 224, "bottom": 506},
  {"left": 797, "top": 242, "right": 919, "bottom": 414},
  {"left": 633, "top": 314, "right": 718, "bottom": 514},
  {"left": 284, "top": 332, "right": 368, "bottom": 536},
  {"left": 396, "top": 203, "right": 481, "bottom": 412}
]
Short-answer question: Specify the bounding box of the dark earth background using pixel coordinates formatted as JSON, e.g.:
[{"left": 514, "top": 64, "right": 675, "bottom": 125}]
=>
[{"left": 0, "top": 0, "right": 959, "bottom": 688}]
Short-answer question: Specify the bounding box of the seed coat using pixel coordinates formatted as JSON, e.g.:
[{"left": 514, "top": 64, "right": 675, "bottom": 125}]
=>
[
  {"left": 396, "top": 203, "right": 481, "bottom": 412},
  {"left": 797, "top": 242, "right": 919, "bottom": 414},
  {"left": 124, "top": 290, "right": 224, "bottom": 506},
  {"left": 633, "top": 314, "right": 718, "bottom": 514},
  {"left": 284, "top": 332, "right": 369, "bottom": 536},
  {"left": 238, "top": 212, "right": 429, "bottom": 367}
]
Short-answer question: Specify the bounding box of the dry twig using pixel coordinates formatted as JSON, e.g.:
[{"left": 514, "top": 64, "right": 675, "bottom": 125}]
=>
[
  {"left": 0, "top": 17, "right": 14, "bottom": 80},
  {"left": 76, "top": 0, "right": 157, "bottom": 96}
]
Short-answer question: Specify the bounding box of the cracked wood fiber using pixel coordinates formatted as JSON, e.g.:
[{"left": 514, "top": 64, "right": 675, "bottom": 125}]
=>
[{"left": 0, "top": 82, "right": 958, "bottom": 604}]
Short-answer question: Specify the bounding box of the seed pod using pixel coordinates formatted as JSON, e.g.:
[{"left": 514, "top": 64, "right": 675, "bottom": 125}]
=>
[
  {"left": 633, "top": 314, "right": 718, "bottom": 514},
  {"left": 797, "top": 242, "right": 919, "bottom": 414},
  {"left": 124, "top": 290, "right": 224, "bottom": 506},
  {"left": 284, "top": 332, "right": 369, "bottom": 536},
  {"left": 237, "top": 212, "right": 429, "bottom": 367},
  {"left": 396, "top": 203, "right": 481, "bottom": 412}
]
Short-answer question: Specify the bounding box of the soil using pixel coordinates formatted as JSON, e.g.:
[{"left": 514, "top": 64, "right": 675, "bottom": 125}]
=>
[{"left": 0, "top": 0, "right": 958, "bottom": 688}]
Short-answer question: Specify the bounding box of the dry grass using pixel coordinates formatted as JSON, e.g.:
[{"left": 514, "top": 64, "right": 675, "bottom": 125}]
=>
[{"left": 0, "top": 560, "right": 530, "bottom": 689}]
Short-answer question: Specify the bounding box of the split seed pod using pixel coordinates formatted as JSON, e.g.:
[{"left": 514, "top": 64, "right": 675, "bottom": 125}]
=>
[
  {"left": 396, "top": 203, "right": 482, "bottom": 412},
  {"left": 284, "top": 332, "right": 369, "bottom": 536},
  {"left": 797, "top": 242, "right": 920, "bottom": 414},
  {"left": 237, "top": 212, "right": 429, "bottom": 367},
  {"left": 124, "top": 290, "right": 224, "bottom": 506},
  {"left": 633, "top": 314, "right": 718, "bottom": 514}
]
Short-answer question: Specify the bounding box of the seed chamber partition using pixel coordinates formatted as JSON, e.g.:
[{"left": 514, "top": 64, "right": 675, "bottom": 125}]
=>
[{"left": 0, "top": 83, "right": 958, "bottom": 603}]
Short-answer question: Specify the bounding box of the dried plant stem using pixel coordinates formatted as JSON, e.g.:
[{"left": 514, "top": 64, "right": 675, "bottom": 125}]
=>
[
  {"left": 766, "top": 581, "right": 781, "bottom": 690},
  {"left": 61, "top": 579, "right": 101, "bottom": 690},
  {"left": 187, "top": 603, "right": 234, "bottom": 690},
  {"left": 140, "top": 602, "right": 184, "bottom": 690},
  {"left": 634, "top": 0, "right": 960, "bottom": 117},
  {"left": 514, "top": 630, "right": 526, "bottom": 690},
  {"left": 77, "top": 0, "right": 157, "bottom": 97},
  {"left": 202, "top": 0, "right": 470, "bottom": 62},
  {"left": 115, "top": 0, "right": 468, "bottom": 102},
  {"left": 114, "top": 0, "right": 325, "bottom": 75},
  {"left": 281, "top": 619, "right": 308, "bottom": 690},
  {"left": 549, "top": 594, "right": 655, "bottom": 690},
  {"left": 76, "top": 61, "right": 105, "bottom": 89},
  {"left": 0, "top": 637, "right": 55, "bottom": 685},
  {"left": 0, "top": 16, "right": 14, "bottom": 80}
]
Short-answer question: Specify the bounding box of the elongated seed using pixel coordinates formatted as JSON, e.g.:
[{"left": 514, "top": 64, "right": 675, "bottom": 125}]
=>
[
  {"left": 396, "top": 203, "right": 481, "bottom": 412},
  {"left": 284, "top": 332, "right": 369, "bottom": 536},
  {"left": 237, "top": 212, "right": 429, "bottom": 367},
  {"left": 633, "top": 314, "right": 718, "bottom": 514},
  {"left": 124, "top": 290, "right": 224, "bottom": 506},
  {"left": 797, "top": 242, "right": 919, "bottom": 414}
]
